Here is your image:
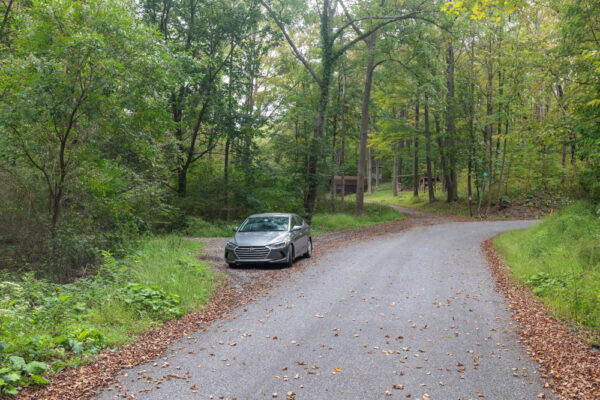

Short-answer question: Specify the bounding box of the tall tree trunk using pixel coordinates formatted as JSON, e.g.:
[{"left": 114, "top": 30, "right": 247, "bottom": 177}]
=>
[
  {"left": 413, "top": 100, "right": 420, "bottom": 197},
  {"left": 495, "top": 136, "right": 507, "bottom": 211},
  {"left": 445, "top": 40, "right": 458, "bottom": 202},
  {"left": 367, "top": 147, "right": 373, "bottom": 194},
  {"left": 397, "top": 141, "right": 404, "bottom": 195},
  {"left": 467, "top": 35, "right": 475, "bottom": 217},
  {"left": 424, "top": 97, "right": 434, "bottom": 202},
  {"left": 375, "top": 158, "right": 380, "bottom": 188},
  {"left": 435, "top": 114, "right": 449, "bottom": 195},
  {"left": 303, "top": 66, "right": 333, "bottom": 222},
  {"left": 355, "top": 32, "right": 378, "bottom": 216},
  {"left": 485, "top": 36, "right": 494, "bottom": 215},
  {"left": 340, "top": 57, "right": 347, "bottom": 213},
  {"left": 331, "top": 112, "right": 338, "bottom": 212},
  {"left": 392, "top": 149, "right": 398, "bottom": 197},
  {"left": 224, "top": 138, "right": 230, "bottom": 220}
]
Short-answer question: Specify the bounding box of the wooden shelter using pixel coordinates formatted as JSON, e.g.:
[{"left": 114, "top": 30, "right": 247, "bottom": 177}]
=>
[{"left": 333, "top": 176, "right": 368, "bottom": 195}]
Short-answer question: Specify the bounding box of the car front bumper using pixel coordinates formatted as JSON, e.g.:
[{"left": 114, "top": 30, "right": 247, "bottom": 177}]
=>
[{"left": 224, "top": 244, "right": 290, "bottom": 265}]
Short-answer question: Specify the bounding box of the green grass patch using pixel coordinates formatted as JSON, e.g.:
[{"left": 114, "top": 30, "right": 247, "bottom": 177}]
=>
[
  {"left": 183, "top": 216, "right": 238, "bottom": 237},
  {"left": 494, "top": 202, "right": 600, "bottom": 335},
  {"left": 0, "top": 235, "right": 218, "bottom": 395},
  {"left": 362, "top": 183, "right": 512, "bottom": 219},
  {"left": 311, "top": 201, "right": 404, "bottom": 235}
]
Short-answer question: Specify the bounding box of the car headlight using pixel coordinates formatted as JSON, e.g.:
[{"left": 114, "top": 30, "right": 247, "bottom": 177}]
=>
[
  {"left": 268, "top": 241, "right": 290, "bottom": 249},
  {"left": 225, "top": 241, "right": 237, "bottom": 250}
]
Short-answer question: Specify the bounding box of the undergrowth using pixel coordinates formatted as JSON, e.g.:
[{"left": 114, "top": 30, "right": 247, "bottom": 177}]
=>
[
  {"left": 0, "top": 235, "right": 218, "bottom": 395},
  {"left": 311, "top": 201, "right": 404, "bottom": 235},
  {"left": 494, "top": 202, "right": 600, "bottom": 337}
]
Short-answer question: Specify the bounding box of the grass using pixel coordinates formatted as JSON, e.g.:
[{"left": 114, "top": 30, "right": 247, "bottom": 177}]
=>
[
  {"left": 362, "top": 183, "right": 515, "bottom": 219},
  {"left": 494, "top": 202, "right": 600, "bottom": 334},
  {"left": 0, "top": 235, "right": 219, "bottom": 395},
  {"left": 310, "top": 200, "right": 404, "bottom": 235},
  {"left": 125, "top": 235, "right": 219, "bottom": 313},
  {"left": 183, "top": 216, "right": 239, "bottom": 237}
]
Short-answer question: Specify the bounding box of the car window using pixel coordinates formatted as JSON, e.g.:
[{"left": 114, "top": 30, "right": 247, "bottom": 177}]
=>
[
  {"left": 292, "top": 216, "right": 302, "bottom": 227},
  {"left": 239, "top": 216, "right": 290, "bottom": 232}
]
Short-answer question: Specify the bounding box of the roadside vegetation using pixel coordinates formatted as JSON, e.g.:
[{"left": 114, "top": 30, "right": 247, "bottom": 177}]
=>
[
  {"left": 183, "top": 201, "right": 404, "bottom": 238},
  {"left": 494, "top": 203, "right": 600, "bottom": 339},
  {"left": 0, "top": 236, "right": 218, "bottom": 395},
  {"left": 310, "top": 201, "right": 404, "bottom": 235},
  {"left": 364, "top": 183, "right": 573, "bottom": 220}
]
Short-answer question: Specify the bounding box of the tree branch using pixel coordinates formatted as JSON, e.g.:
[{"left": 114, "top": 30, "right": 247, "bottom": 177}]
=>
[
  {"left": 333, "top": 11, "right": 421, "bottom": 61},
  {"left": 259, "top": 0, "right": 322, "bottom": 85}
]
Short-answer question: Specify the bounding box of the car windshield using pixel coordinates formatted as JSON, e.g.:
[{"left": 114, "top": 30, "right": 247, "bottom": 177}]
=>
[{"left": 239, "top": 216, "right": 289, "bottom": 232}]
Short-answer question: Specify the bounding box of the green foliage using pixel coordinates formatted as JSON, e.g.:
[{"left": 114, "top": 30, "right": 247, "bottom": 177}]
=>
[
  {"left": 183, "top": 217, "right": 238, "bottom": 238},
  {"left": 495, "top": 202, "right": 600, "bottom": 332},
  {"left": 123, "top": 284, "right": 183, "bottom": 320},
  {"left": 311, "top": 201, "right": 404, "bottom": 235},
  {"left": 0, "top": 235, "right": 217, "bottom": 395}
]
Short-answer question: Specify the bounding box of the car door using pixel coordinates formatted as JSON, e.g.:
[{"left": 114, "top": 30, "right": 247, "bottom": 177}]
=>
[{"left": 291, "top": 215, "right": 307, "bottom": 254}]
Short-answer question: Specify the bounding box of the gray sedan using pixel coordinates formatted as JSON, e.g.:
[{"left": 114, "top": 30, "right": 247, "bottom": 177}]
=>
[{"left": 224, "top": 213, "right": 312, "bottom": 267}]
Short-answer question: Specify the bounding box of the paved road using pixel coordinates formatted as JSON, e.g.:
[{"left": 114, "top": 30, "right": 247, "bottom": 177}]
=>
[{"left": 99, "top": 218, "right": 554, "bottom": 400}]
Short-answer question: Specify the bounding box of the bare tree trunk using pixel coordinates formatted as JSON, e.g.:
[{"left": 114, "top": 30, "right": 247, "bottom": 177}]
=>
[
  {"left": 224, "top": 138, "right": 230, "bottom": 220},
  {"left": 331, "top": 113, "right": 337, "bottom": 212},
  {"left": 367, "top": 147, "right": 372, "bottom": 194},
  {"left": 495, "top": 137, "right": 507, "bottom": 211},
  {"left": 424, "top": 97, "right": 434, "bottom": 202},
  {"left": 355, "top": 32, "right": 378, "bottom": 216},
  {"left": 413, "top": 100, "right": 420, "bottom": 197},
  {"left": 392, "top": 153, "right": 398, "bottom": 197},
  {"left": 375, "top": 158, "right": 380, "bottom": 188},
  {"left": 445, "top": 40, "right": 458, "bottom": 202},
  {"left": 340, "top": 56, "right": 348, "bottom": 213},
  {"left": 485, "top": 36, "right": 494, "bottom": 216},
  {"left": 467, "top": 35, "right": 475, "bottom": 217}
]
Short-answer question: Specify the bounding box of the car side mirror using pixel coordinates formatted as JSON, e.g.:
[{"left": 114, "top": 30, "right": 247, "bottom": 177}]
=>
[
  {"left": 291, "top": 225, "right": 302, "bottom": 232},
  {"left": 232, "top": 226, "right": 238, "bottom": 232}
]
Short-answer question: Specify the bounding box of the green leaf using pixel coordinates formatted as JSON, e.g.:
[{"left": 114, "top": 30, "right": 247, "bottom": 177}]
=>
[
  {"left": 24, "top": 361, "right": 47, "bottom": 375},
  {"left": 30, "top": 374, "right": 50, "bottom": 385},
  {"left": 8, "top": 356, "right": 25, "bottom": 371},
  {"left": 3, "top": 372, "right": 21, "bottom": 383}
]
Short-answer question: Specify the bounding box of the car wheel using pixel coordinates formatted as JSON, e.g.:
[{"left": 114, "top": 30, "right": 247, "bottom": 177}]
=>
[
  {"left": 305, "top": 239, "right": 312, "bottom": 258},
  {"left": 285, "top": 245, "right": 294, "bottom": 267}
]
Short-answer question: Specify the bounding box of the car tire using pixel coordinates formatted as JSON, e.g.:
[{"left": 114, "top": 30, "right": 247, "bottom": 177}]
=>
[
  {"left": 305, "top": 239, "right": 312, "bottom": 258},
  {"left": 284, "top": 245, "right": 294, "bottom": 267}
]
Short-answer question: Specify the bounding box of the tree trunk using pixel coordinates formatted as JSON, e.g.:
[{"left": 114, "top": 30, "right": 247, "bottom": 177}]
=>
[
  {"left": 340, "top": 57, "right": 347, "bottom": 213},
  {"left": 485, "top": 36, "right": 494, "bottom": 215},
  {"left": 445, "top": 40, "right": 458, "bottom": 202},
  {"left": 424, "top": 97, "right": 434, "bottom": 202},
  {"left": 495, "top": 136, "right": 508, "bottom": 211},
  {"left": 224, "top": 138, "right": 230, "bottom": 220},
  {"left": 367, "top": 147, "right": 372, "bottom": 194},
  {"left": 413, "top": 100, "right": 420, "bottom": 197},
  {"left": 375, "top": 158, "right": 380, "bottom": 188},
  {"left": 355, "top": 32, "right": 378, "bottom": 216}
]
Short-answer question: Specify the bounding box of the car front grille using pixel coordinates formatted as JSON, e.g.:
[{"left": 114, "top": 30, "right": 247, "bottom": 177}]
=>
[{"left": 234, "top": 246, "right": 271, "bottom": 260}]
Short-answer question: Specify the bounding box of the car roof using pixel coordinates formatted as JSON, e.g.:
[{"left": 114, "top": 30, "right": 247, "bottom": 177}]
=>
[{"left": 247, "top": 213, "right": 294, "bottom": 218}]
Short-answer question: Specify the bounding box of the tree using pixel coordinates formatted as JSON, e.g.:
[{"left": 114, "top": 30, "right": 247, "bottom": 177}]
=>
[
  {"left": 260, "top": 0, "right": 426, "bottom": 221},
  {"left": 0, "top": 0, "right": 171, "bottom": 277}
]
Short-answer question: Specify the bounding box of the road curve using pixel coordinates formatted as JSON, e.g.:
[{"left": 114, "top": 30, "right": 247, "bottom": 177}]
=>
[{"left": 99, "top": 219, "right": 554, "bottom": 400}]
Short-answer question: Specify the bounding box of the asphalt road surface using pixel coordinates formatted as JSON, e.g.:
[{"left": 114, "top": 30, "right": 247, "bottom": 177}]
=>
[{"left": 99, "top": 215, "right": 555, "bottom": 400}]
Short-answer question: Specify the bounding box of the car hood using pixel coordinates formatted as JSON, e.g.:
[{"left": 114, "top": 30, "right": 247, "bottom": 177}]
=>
[{"left": 233, "top": 231, "right": 289, "bottom": 247}]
